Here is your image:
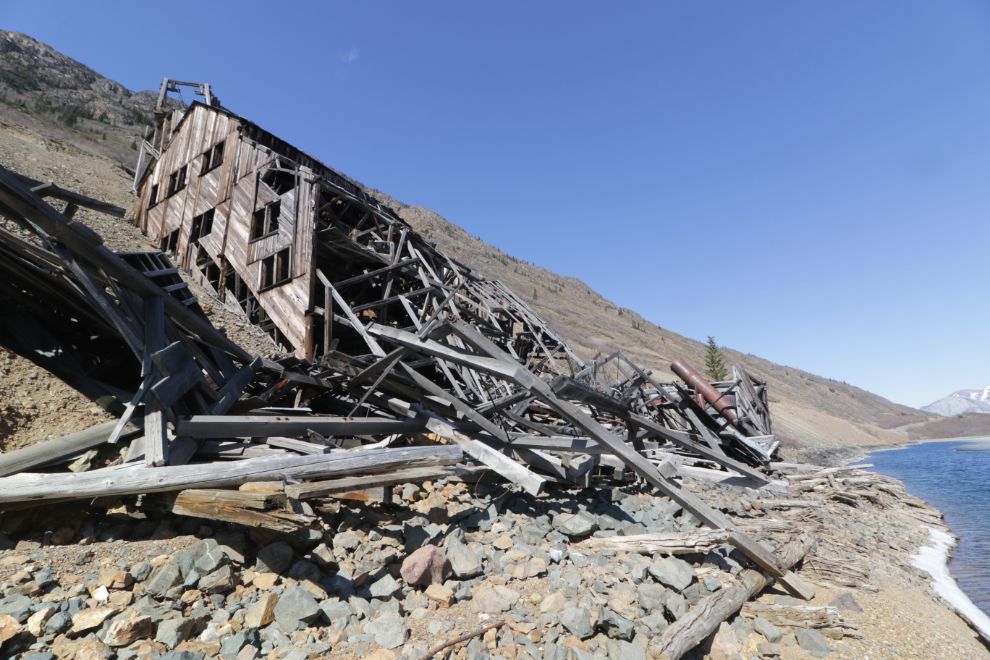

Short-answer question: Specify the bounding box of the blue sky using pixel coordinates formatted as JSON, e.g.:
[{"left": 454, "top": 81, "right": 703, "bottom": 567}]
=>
[{"left": 4, "top": 1, "right": 990, "bottom": 408}]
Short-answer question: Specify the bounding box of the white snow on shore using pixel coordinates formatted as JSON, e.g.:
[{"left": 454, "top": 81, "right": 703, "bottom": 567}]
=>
[{"left": 910, "top": 526, "right": 990, "bottom": 639}]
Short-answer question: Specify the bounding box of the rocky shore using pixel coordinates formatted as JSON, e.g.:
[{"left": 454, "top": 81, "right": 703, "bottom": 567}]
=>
[{"left": 0, "top": 457, "right": 981, "bottom": 660}]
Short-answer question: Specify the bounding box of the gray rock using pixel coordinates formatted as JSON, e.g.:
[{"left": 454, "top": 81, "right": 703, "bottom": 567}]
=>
[
  {"left": 751, "top": 617, "right": 782, "bottom": 644},
  {"left": 758, "top": 641, "right": 783, "bottom": 657},
  {"left": 794, "top": 627, "right": 831, "bottom": 653},
  {"left": 774, "top": 595, "right": 801, "bottom": 606},
  {"left": 369, "top": 574, "right": 401, "bottom": 599},
  {"left": 319, "top": 600, "right": 354, "bottom": 622},
  {"left": 448, "top": 541, "right": 484, "bottom": 579},
  {"left": 552, "top": 513, "right": 599, "bottom": 537},
  {"left": 158, "top": 653, "right": 206, "bottom": 660},
  {"left": 648, "top": 557, "right": 696, "bottom": 592},
  {"left": 665, "top": 592, "right": 689, "bottom": 620},
  {"left": 637, "top": 611, "right": 668, "bottom": 634},
  {"left": 636, "top": 583, "right": 665, "bottom": 613},
  {"left": 199, "top": 565, "right": 235, "bottom": 594},
  {"left": 428, "top": 620, "right": 454, "bottom": 636},
  {"left": 601, "top": 609, "right": 634, "bottom": 641},
  {"left": 702, "top": 575, "right": 722, "bottom": 592},
  {"left": 605, "top": 639, "right": 646, "bottom": 660},
  {"left": 255, "top": 542, "right": 294, "bottom": 574},
  {"left": 273, "top": 585, "right": 322, "bottom": 631},
  {"left": 368, "top": 612, "right": 410, "bottom": 649},
  {"left": 156, "top": 616, "right": 195, "bottom": 649},
  {"left": 45, "top": 611, "right": 71, "bottom": 635},
  {"left": 561, "top": 606, "right": 595, "bottom": 639},
  {"left": 829, "top": 593, "right": 863, "bottom": 613},
  {"left": 130, "top": 562, "right": 154, "bottom": 583},
  {"left": 219, "top": 632, "right": 248, "bottom": 660},
  {"left": 147, "top": 564, "right": 183, "bottom": 597},
  {"left": 0, "top": 594, "right": 33, "bottom": 622},
  {"left": 21, "top": 653, "right": 55, "bottom": 660},
  {"left": 194, "top": 542, "right": 229, "bottom": 576}
]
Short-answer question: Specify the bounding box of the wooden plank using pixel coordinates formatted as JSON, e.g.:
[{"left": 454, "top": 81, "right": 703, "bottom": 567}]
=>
[
  {"left": 0, "top": 422, "right": 125, "bottom": 477},
  {"left": 284, "top": 466, "right": 454, "bottom": 499},
  {"left": 144, "top": 296, "right": 168, "bottom": 467},
  {"left": 264, "top": 437, "right": 333, "bottom": 455},
  {"left": 175, "top": 415, "right": 424, "bottom": 439},
  {"left": 172, "top": 488, "right": 287, "bottom": 510},
  {"left": 211, "top": 357, "right": 262, "bottom": 415},
  {"left": 0, "top": 445, "right": 463, "bottom": 503}
]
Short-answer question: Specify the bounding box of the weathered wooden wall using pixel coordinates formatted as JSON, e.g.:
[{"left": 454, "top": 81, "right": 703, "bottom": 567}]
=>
[{"left": 132, "top": 104, "right": 316, "bottom": 357}]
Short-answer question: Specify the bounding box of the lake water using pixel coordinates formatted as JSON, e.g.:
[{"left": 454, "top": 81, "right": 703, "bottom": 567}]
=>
[{"left": 866, "top": 440, "right": 990, "bottom": 616}]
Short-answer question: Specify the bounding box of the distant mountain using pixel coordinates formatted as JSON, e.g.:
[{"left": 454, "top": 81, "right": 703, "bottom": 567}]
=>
[{"left": 922, "top": 387, "right": 990, "bottom": 417}]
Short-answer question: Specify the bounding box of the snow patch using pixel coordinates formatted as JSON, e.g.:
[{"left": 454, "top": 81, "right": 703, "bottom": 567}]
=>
[{"left": 910, "top": 527, "right": 990, "bottom": 639}]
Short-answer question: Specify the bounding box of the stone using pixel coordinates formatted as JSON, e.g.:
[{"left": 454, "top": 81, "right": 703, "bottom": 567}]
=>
[
  {"left": 74, "top": 637, "right": 113, "bottom": 660},
  {"left": 199, "top": 565, "right": 236, "bottom": 594},
  {"left": 368, "top": 612, "right": 410, "bottom": 649},
  {"left": 829, "top": 593, "right": 863, "bottom": 613},
  {"left": 45, "top": 612, "right": 72, "bottom": 636},
  {"left": 471, "top": 586, "right": 511, "bottom": 614},
  {"left": 637, "top": 583, "right": 665, "bottom": 613},
  {"left": 219, "top": 631, "right": 250, "bottom": 660},
  {"left": 605, "top": 639, "right": 646, "bottom": 660},
  {"left": 648, "top": 557, "right": 696, "bottom": 592},
  {"left": 608, "top": 590, "right": 643, "bottom": 621},
  {"left": 541, "top": 591, "right": 566, "bottom": 613},
  {"left": 366, "top": 650, "right": 398, "bottom": 660},
  {"left": 255, "top": 542, "right": 294, "bottom": 574},
  {"left": 252, "top": 573, "right": 279, "bottom": 590},
  {"left": 709, "top": 621, "right": 742, "bottom": 660},
  {"left": 425, "top": 584, "right": 455, "bottom": 608},
  {"left": 400, "top": 544, "right": 452, "bottom": 586},
  {"left": 273, "top": 585, "right": 322, "bottom": 631},
  {"left": 244, "top": 592, "right": 278, "bottom": 628},
  {"left": 156, "top": 617, "right": 195, "bottom": 649},
  {"left": 130, "top": 562, "right": 154, "bottom": 583},
  {"left": 601, "top": 609, "right": 635, "bottom": 641},
  {"left": 26, "top": 605, "right": 57, "bottom": 636},
  {"left": 369, "top": 574, "right": 402, "bottom": 599},
  {"left": 287, "top": 559, "right": 322, "bottom": 583},
  {"left": 666, "top": 592, "right": 689, "bottom": 620},
  {"left": 193, "top": 542, "right": 229, "bottom": 575},
  {"left": 561, "top": 606, "right": 594, "bottom": 639},
  {"left": 320, "top": 599, "right": 354, "bottom": 622},
  {"left": 98, "top": 568, "right": 133, "bottom": 590},
  {"left": 493, "top": 534, "right": 514, "bottom": 550},
  {"left": 0, "top": 615, "right": 21, "bottom": 645},
  {"left": 757, "top": 641, "right": 782, "bottom": 657},
  {"left": 109, "top": 591, "right": 134, "bottom": 608},
  {"left": 504, "top": 555, "right": 547, "bottom": 580},
  {"left": 0, "top": 594, "right": 33, "bottom": 622},
  {"left": 552, "top": 512, "right": 599, "bottom": 537},
  {"left": 71, "top": 607, "right": 119, "bottom": 633},
  {"left": 794, "top": 628, "right": 831, "bottom": 653},
  {"left": 147, "top": 564, "right": 183, "bottom": 596},
  {"left": 104, "top": 610, "right": 153, "bottom": 647},
  {"left": 447, "top": 541, "right": 483, "bottom": 579},
  {"left": 751, "top": 617, "right": 782, "bottom": 644},
  {"left": 638, "top": 611, "right": 668, "bottom": 634}
]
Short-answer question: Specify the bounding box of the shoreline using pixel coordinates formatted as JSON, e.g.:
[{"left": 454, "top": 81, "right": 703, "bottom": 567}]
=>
[{"left": 833, "top": 442, "right": 990, "bottom": 648}]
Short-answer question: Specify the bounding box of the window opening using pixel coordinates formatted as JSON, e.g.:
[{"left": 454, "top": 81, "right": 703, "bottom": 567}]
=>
[
  {"left": 259, "top": 248, "right": 292, "bottom": 291},
  {"left": 251, "top": 200, "right": 280, "bottom": 241},
  {"left": 201, "top": 140, "right": 225, "bottom": 175}
]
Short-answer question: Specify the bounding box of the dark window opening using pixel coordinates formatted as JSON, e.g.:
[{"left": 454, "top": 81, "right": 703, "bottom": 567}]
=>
[
  {"left": 160, "top": 227, "right": 179, "bottom": 255},
  {"left": 224, "top": 266, "right": 261, "bottom": 325},
  {"left": 148, "top": 184, "right": 159, "bottom": 208},
  {"left": 259, "top": 248, "right": 292, "bottom": 291},
  {"left": 261, "top": 165, "right": 296, "bottom": 195},
  {"left": 166, "top": 166, "right": 187, "bottom": 197},
  {"left": 190, "top": 208, "right": 215, "bottom": 243},
  {"left": 201, "top": 140, "right": 225, "bottom": 176},
  {"left": 251, "top": 200, "right": 280, "bottom": 241}
]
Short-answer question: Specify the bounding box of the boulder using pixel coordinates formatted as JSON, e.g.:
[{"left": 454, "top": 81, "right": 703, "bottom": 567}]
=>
[
  {"left": 447, "top": 541, "right": 483, "bottom": 579},
  {"left": 561, "top": 606, "right": 595, "bottom": 639},
  {"left": 400, "top": 545, "right": 452, "bottom": 586},
  {"left": 648, "top": 557, "right": 696, "bottom": 592},
  {"left": 104, "top": 611, "right": 153, "bottom": 647},
  {"left": 751, "top": 617, "right": 782, "bottom": 644},
  {"left": 273, "top": 585, "right": 322, "bottom": 631},
  {"left": 795, "top": 627, "right": 832, "bottom": 653},
  {"left": 368, "top": 612, "right": 410, "bottom": 650},
  {"left": 244, "top": 593, "right": 278, "bottom": 628},
  {"left": 255, "top": 541, "right": 294, "bottom": 574}
]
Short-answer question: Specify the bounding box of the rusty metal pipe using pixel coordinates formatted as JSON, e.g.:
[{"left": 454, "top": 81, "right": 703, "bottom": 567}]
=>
[{"left": 670, "top": 358, "right": 740, "bottom": 426}]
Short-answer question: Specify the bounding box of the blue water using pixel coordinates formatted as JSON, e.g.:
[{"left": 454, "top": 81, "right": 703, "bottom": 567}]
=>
[{"left": 866, "top": 440, "right": 990, "bottom": 615}]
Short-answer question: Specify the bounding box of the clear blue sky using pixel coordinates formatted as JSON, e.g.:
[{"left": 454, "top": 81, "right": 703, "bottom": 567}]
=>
[{"left": 4, "top": 1, "right": 990, "bottom": 408}]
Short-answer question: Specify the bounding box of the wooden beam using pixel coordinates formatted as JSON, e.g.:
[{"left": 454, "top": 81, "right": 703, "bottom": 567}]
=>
[
  {"left": 175, "top": 415, "right": 424, "bottom": 439},
  {"left": 284, "top": 466, "right": 453, "bottom": 499}
]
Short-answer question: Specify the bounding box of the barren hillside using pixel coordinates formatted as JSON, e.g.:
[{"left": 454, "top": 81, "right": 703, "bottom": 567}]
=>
[{"left": 0, "top": 30, "right": 938, "bottom": 453}]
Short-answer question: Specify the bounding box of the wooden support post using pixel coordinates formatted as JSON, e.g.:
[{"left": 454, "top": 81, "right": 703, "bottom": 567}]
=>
[{"left": 144, "top": 296, "right": 168, "bottom": 467}]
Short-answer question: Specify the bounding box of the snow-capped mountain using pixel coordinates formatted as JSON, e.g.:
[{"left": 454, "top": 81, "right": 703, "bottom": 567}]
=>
[{"left": 921, "top": 386, "right": 990, "bottom": 416}]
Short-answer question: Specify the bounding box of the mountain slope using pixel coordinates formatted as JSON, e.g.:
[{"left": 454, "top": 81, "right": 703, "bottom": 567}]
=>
[
  {"left": 921, "top": 386, "right": 990, "bottom": 417},
  {"left": 0, "top": 31, "right": 937, "bottom": 452},
  {"left": 0, "top": 31, "right": 182, "bottom": 170}
]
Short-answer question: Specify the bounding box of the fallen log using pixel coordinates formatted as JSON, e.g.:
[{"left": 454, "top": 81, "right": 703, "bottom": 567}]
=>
[
  {"left": 165, "top": 489, "right": 310, "bottom": 533},
  {"left": 576, "top": 529, "right": 735, "bottom": 555},
  {"left": 285, "top": 466, "right": 454, "bottom": 500},
  {"left": 0, "top": 421, "right": 132, "bottom": 477},
  {"left": 646, "top": 533, "right": 816, "bottom": 660},
  {"left": 0, "top": 445, "right": 462, "bottom": 503}
]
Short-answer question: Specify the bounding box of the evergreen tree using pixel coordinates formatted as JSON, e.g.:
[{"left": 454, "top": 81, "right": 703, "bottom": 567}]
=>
[{"left": 703, "top": 336, "right": 729, "bottom": 382}]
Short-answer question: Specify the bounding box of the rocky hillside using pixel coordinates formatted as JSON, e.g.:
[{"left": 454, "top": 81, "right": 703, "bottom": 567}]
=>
[
  {"left": 921, "top": 386, "right": 990, "bottom": 417},
  {"left": 0, "top": 31, "right": 182, "bottom": 170},
  {"left": 0, "top": 31, "right": 937, "bottom": 452}
]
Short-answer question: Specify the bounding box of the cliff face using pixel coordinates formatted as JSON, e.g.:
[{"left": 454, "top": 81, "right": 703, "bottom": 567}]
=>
[{"left": 0, "top": 30, "right": 937, "bottom": 451}]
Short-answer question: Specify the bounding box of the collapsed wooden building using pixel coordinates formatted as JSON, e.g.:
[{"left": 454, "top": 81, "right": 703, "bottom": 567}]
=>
[{"left": 0, "top": 79, "right": 844, "bottom": 657}]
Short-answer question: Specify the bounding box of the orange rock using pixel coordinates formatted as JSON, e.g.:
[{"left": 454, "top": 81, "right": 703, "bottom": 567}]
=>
[{"left": 0, "top": 615, "right": 21, "bottom": 646}]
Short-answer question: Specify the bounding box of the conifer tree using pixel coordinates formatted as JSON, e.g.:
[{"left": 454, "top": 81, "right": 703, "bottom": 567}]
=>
[{"left": 703, "top": 336, "right": 729, "bottom": 382}]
